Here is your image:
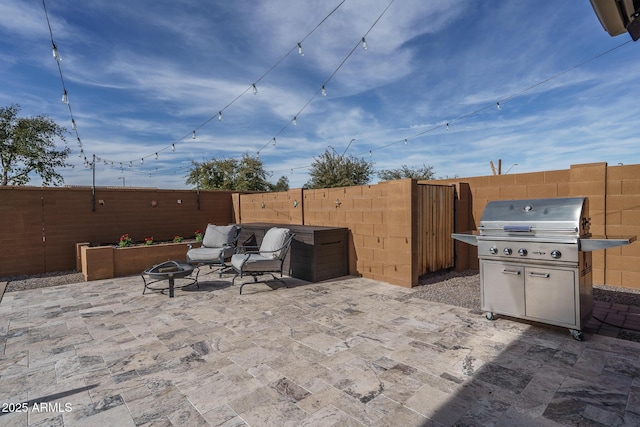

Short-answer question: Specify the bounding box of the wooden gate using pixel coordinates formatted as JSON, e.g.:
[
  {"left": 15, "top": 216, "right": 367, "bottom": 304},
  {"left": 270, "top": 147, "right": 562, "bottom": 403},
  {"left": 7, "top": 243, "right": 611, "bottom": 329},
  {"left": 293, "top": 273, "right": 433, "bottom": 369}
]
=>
[{"left": 417, "top": 184, "right": 455, "bottom": 275}]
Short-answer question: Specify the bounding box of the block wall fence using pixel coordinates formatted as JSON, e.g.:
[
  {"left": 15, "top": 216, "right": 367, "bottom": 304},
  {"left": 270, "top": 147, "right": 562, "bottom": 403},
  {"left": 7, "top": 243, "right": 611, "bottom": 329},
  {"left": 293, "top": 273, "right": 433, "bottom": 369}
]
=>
[
  {"left": 1, "top": 162, "right": 638, "bottom": 289},
  {"left": 0, "top": 187, "right": 235, "bottom": 276},
  {"left": 430, "top": 162, "right": 640, "bottom": 289},
  {"left": 233, "top": 180, "right": 435, "bottom": 288}
]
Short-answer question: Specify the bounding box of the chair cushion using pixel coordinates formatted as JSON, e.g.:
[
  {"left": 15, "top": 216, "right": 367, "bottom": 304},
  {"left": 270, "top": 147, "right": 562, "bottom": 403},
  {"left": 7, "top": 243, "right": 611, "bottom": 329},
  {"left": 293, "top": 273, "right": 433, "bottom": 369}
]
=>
[
  {"left": 231, "top": 253, "right": 281, "bottom": 272},
  {"left": 259, "top": 227, "right": 289, "bottom": 259},
  {"left": 187, "top": 247, "right": 232, "bottom": 263},
  {"left": 202, "top": 224, "right": 238, "bottom": 248}
]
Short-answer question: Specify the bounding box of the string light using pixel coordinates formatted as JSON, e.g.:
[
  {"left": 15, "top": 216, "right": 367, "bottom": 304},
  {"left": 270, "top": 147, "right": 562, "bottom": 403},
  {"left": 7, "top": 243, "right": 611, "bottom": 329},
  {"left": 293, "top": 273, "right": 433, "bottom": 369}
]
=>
[
  {"left": 52, "top": 42, "right": 61, "bottom": 61},
  {"left": 61, "top": 90, "right": 68, "bottom": 104},
  {"left": 129, "top": 161, "right": 132, "bottom": 168},
  {"left": 155, "top": 152, "right": 158, "bottom": 160},
  {"left": 141, "top": 158, "right": 144, "bottom": 164},
  {"left": 172, "top": 143, "right": 175, "bottom": 151},
  {"left": 192, "top": 130, "right": 196, "bottom": 139},
  {"left": 272, "top": 137, "right": 276, "bottom": 146},
  {"left": 252, "top": 83, "right": 258, "bottom": 95},
  {"left": 293, "top": 116, "right": 297, "bottom": 126},
  {"left": 71, "top": 119, "right": 77, "bottom": 131},
  {"left": 58, "top": 0, "right": 629, "bottom": 183}
]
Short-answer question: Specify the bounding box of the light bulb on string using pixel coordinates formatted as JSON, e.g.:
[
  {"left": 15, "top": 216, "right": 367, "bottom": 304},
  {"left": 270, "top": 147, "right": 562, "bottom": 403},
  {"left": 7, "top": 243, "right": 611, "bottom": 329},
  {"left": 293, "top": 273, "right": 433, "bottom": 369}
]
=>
[
  {"left": 496, "top": 102, "right": 501, "bottom": 110},
  {"left": 404, "top": 138, "right": 408, "bottom": 146},
  {"left": 192, "top": 130, "right": 196, "bottom": 139},
  {"left": 172, "top": 144, "right": 175, "bottom": 151},
  {"left": 361, "top": 37, "right": 368, "bottom": 50},
  {"left": 293, "top": 116, "right": 297, "bottom": 126},
  {"left": 61, "top": 90, "right": 68, "bottom": 104},
  {"left": 218, "top": 111, "right": 223, "bottom": 121},
  {"left": 252, "top": 84, "right": 258, "bottom": 95},
  {"left": 272, "top": 137, "right": 276, "bottom": 146},
  {"left": 297, "top": 42, "right": 304, "bottom": 56},
  {"left": 77, "top": 137, "right": 82, "bottom": 147},
  {"left": 52, "top": 43, "right": 61, "bottom": 61},
  {"left": 141, "top": 158, "right": 144, "bottom": 165},
  {"left": 78, "top": 148, "right": 84, "bottom": 158},
  {"left": 71, "top": 119, "right": 77, "bottom": 131},
  {"left": 321, "top": 85, "right": 327, "bottom": 96},
  {"left": 154, "top": 153, "right": 158, "bottom": 160},
  {"left": 446, "top": 123, "right": 450, "bottom": 131}
]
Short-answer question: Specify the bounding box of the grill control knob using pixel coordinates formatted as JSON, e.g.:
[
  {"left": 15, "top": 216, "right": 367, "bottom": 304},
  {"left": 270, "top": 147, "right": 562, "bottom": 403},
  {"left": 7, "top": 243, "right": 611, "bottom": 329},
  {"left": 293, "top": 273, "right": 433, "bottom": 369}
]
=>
[
  {"left": 518, "top": 248, "right": 528, "bottom": 256},
  {"left": 551, "top": 250, "right": 562, "bottom": 259},
  {"left": 503, "top": 248, "right": 512, "bottom": 255},
  {"left": 489, "top": 246, "right": 498, "bottom": 255}
]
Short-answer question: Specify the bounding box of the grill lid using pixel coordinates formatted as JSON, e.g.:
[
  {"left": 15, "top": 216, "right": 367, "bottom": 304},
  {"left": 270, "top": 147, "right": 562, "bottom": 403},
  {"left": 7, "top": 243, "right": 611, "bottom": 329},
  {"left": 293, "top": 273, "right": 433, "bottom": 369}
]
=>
[{"left": 478, "top": 197, "right": 589, "bottom": 238}]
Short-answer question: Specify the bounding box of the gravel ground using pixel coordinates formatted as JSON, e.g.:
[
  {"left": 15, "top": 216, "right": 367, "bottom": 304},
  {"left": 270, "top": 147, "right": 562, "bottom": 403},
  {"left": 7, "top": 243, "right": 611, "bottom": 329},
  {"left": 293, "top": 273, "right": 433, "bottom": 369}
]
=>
[
  {"left": 1, "top": 271, "right": 85, "bottom": 293},
  {"left": 3, "top": 269, "right": 640, "bottom": 310},
  {"left": 411, "top": 269, "right": 640, "bottom": 310}
]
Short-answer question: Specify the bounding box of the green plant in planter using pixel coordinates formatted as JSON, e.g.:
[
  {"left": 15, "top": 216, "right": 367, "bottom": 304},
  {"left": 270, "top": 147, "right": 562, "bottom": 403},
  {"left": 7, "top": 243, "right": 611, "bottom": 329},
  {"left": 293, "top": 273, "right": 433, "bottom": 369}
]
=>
[
  {"left": 144, "top": 237, "right": 154, "bottom": 246},
  {"left": 173, "top": 235, "right": 183, "bottom": 243},
  {"left": 119, "top": 233, "right": 132, "bottom": 247},
  {"left": 195, "top": 229, "right": 203, "bottom": 242}
]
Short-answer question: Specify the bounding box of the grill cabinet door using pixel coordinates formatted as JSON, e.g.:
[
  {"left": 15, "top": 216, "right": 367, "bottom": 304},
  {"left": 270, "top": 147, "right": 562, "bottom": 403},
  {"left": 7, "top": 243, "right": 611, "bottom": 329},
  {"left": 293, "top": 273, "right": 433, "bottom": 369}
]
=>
[
  {"left": 481, "top": 261, "right": 525, "bottom": 317},
  {"left": 524, "top": 267, "right": 576, "bottom": 327}
]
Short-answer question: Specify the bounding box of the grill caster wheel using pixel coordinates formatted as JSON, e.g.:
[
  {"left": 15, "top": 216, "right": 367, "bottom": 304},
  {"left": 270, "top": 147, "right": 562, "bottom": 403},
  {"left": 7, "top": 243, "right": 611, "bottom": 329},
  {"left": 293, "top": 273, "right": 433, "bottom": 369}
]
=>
[
  {"left": 569, "top": 329, "right": 583, "bottom": 341},
  {"left": 485, "top": 312, "right": 497, "bottom": 321}
]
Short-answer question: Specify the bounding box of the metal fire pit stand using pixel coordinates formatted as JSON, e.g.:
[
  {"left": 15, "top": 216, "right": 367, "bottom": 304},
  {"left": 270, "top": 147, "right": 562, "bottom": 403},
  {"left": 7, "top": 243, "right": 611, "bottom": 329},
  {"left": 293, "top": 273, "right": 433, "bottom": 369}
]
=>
[{"left": 142, "top": 261, "right": 199, "bottom": 298}]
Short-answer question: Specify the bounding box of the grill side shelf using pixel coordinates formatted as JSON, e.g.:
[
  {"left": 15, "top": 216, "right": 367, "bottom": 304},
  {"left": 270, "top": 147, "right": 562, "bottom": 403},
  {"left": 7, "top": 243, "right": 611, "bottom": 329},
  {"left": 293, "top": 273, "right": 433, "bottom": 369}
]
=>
[{"left": 579, "top": 235, "right": 637, "bottom": 252}]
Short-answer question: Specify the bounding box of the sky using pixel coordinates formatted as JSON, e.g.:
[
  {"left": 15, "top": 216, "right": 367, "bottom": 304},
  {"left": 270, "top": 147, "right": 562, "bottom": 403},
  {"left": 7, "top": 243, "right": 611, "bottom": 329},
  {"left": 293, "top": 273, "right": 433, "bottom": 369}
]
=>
[{"left": 1, "top": 0, "right": 638, "bottom": 189}]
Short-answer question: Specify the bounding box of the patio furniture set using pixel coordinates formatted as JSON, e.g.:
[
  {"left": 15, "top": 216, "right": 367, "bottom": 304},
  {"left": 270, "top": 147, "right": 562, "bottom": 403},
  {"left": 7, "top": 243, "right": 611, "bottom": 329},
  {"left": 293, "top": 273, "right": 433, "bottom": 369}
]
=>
[{"left": 141, "top": 224, "right": 295, "bottom": 297}]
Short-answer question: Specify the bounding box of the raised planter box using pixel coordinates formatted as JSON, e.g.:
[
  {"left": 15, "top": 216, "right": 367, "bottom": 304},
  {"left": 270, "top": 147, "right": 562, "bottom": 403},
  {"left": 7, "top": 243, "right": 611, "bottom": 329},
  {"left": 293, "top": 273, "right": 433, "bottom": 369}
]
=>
[{"left": 77, "top": 241, "right": 201, "bottom": 281}]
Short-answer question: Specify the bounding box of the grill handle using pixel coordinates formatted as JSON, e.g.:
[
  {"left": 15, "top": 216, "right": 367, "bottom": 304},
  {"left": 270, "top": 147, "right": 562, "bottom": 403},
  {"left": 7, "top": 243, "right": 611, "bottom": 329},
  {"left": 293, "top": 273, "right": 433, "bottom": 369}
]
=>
[
  {"left": 503, "top": 225, "right": 532, "bottom": 232},
  {"left": 501, "top": 269, "right": 521, "bottom": 275},
  {"left": 528, "top": 272, "right": 550, "bottom": 278}
]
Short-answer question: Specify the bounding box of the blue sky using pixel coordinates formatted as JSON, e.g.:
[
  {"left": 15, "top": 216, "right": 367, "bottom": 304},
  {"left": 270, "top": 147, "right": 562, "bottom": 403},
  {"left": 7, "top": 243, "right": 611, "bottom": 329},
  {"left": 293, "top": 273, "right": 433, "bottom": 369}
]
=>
[{"left": 1, "top": 0, "right": 638, "bottom": 189}]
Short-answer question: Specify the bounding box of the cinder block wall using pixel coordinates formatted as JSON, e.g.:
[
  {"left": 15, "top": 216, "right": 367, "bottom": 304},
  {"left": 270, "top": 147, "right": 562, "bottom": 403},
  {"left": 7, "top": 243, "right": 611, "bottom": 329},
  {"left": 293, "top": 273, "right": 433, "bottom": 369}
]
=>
[
  {"left": 235, "top": 180, "right": 417, "bottom": 287},
  {"left": 431, "top": 162, "right": 640, "bottom": 289},
  {"left": 0, "top": 187, "right": 234, "bottom": 276}
]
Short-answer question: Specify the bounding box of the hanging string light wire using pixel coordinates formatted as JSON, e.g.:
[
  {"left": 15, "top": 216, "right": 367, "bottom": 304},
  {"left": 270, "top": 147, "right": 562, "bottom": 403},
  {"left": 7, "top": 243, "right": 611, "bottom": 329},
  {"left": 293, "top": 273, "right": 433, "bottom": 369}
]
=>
[
  {"left": 93, "top": 0, "right": 349, "bottom": 170},
  {"left": 256, "top": 0, "right": 395, "bottom": 156},
  {"left": 351, "top": 38, "right": 634, "bottom": 159},
  {"left": 266, "top": 38, "right": 633, "bottom": 176},
  {"left": 42, "top": 0, "right": 89, "bottom": 166}
]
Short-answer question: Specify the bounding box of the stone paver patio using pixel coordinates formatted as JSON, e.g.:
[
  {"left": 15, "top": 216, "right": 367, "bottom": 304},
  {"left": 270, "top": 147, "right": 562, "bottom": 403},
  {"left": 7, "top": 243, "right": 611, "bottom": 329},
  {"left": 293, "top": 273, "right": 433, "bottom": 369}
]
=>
[{"left": 2, "top": 272, "right": 640, "bottom": 426}]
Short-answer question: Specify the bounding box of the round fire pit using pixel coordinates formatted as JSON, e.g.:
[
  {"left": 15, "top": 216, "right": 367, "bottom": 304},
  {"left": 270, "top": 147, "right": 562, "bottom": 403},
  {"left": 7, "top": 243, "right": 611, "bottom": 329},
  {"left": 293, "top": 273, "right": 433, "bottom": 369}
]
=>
[{"left": 141, "top": 260, "right": 198, "bottom": 298}]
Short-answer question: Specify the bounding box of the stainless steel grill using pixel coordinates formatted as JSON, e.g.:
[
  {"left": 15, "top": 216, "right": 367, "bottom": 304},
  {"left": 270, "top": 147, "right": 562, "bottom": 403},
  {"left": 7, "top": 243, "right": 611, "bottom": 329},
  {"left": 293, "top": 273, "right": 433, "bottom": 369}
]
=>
[{"left": 453, "top": 197, "right": 636, "bottom": 340}]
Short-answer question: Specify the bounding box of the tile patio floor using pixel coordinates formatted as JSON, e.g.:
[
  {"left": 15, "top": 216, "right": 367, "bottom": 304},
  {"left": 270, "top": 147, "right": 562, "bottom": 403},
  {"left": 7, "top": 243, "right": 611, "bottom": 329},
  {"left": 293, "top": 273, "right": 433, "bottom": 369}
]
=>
[{"left": 2, "top": 272, "right": 640, "bottom": 426}]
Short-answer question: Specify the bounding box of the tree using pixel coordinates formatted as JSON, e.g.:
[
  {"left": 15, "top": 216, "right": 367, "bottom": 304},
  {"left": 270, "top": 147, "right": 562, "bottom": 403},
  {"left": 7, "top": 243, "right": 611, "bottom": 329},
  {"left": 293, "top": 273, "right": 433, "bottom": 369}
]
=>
[
  {"left": 0, "top": 104, "right": 70, "bottom": 186},
  {"left": 270, "top": 175, "right": 290, "bottom": 192},
  {"left": 377, "top": 164, "right": 435, "bottom": 181},
  {"left": 305, "top": 149, "right": 375, "bottom": 189},
  {"left": 185, "top": 153, "right": 288, "bottom": 191}
]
